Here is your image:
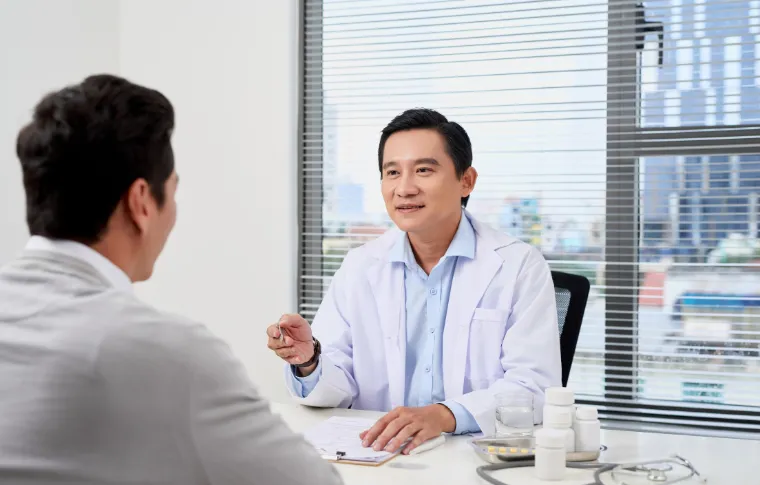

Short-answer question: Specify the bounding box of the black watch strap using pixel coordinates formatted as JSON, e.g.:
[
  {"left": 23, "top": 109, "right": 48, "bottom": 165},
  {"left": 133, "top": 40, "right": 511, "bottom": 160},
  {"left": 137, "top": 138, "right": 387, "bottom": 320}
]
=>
[{"left": 295, "top": 338, "right": 321, "bottom": 368}]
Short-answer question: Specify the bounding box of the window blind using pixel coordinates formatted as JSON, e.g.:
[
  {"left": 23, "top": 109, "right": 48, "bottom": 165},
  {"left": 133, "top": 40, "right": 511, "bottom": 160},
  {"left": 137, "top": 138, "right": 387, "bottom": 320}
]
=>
[{"left": 299, "top": 0, "right": 760, "bottom": 432}]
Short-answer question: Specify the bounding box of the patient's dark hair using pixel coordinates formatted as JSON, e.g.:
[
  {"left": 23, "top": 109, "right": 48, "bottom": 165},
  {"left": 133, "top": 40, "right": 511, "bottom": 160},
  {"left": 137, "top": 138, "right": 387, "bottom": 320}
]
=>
[
  {"left": 16, "top": 74, "right": 175, "bottom": 244},
  {"left": 378, "top": 108, "right": 473, "bottom": 207}
]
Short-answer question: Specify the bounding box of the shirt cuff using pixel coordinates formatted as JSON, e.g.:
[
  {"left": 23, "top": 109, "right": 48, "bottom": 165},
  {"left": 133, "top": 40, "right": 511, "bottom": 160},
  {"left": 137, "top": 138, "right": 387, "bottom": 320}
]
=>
[
  {"left": 286, "top": 359, "right": 323, "bottom": 398},
  {"left": 441, "top": 400, "right": 481, "bottom": 435}
]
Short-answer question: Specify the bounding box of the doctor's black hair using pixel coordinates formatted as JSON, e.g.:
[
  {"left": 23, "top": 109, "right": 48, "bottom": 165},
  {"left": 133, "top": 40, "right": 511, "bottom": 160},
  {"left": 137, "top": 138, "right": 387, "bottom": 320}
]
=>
[
  {"left": 377, "top": 108, "right": 473, "bottom": 207},
  {"left": 16, "top": 74, "right": 175, "bottom": 244}
]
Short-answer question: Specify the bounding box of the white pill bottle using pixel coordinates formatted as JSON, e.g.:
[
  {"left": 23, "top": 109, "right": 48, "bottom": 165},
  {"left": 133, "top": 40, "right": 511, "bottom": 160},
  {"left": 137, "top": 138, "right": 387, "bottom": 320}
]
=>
[
  {"left": 534, "top": 428, "right": 566, "bottom": 481},
  {"left": 574, "top": 405, "right": 601, "bottom": 453}
]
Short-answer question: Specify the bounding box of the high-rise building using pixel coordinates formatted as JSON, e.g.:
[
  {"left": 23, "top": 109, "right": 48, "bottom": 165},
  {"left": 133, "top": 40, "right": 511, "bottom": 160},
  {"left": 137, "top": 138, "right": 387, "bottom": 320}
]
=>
[{"left": 641, "top": 0, "right": 760, "bottom": 256}]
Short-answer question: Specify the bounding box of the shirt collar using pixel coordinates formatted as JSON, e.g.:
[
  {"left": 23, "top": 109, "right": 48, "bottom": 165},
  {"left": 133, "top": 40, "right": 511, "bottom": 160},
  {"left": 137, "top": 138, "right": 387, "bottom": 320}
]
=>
[
  {"left": 389, "top": 210, "right": 476, "bottom": 266},
  {"left": 25, "top": 236, "right": 133, "bottom": 292}
]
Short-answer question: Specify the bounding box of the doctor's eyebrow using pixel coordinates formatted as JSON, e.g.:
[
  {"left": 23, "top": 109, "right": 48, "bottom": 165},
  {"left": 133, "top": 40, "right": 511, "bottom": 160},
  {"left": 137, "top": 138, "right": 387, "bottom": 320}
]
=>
[{"left": 382, "top": 158, "right": 440, "bottom": 171}]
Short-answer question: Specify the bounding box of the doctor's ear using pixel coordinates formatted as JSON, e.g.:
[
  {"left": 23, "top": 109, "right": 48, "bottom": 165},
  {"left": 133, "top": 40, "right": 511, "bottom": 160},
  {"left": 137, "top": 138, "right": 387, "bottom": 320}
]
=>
[{"left": 460, "top": 167, "right": 477, "bottom": 197}]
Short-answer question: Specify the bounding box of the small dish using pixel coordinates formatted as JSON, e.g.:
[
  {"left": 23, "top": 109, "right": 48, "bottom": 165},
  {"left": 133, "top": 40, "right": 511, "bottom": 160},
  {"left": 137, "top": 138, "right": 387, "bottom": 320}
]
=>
[{"left": 470, "top": 435, "right": 602, "bottom": 464}]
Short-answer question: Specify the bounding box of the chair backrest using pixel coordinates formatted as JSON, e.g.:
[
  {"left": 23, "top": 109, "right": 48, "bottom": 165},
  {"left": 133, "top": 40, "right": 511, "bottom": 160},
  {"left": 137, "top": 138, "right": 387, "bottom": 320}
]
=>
[{"left": 551, "top": 271, "right": 591, "bottom": 386}]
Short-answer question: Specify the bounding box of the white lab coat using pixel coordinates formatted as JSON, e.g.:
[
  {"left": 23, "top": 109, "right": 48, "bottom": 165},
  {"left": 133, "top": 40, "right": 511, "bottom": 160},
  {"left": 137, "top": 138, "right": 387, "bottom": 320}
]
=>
[{"left": 287, "top": 211, "right": 561, "bottom": 433}]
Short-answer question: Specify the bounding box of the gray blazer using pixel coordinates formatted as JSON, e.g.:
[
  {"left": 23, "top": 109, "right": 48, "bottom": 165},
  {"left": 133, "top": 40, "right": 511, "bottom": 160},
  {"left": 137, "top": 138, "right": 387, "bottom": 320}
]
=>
[{"left": 0, "top": 251, "right": 342, "bottom": 485}]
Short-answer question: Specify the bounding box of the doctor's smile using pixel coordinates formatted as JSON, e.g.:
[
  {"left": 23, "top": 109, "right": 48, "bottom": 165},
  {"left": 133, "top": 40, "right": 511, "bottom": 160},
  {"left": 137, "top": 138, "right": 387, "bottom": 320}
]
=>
[
  {"left": 395, "top": 203, "right": 425, "bottom": 214},
  {"left": 268, "top": 108, "right": 561, "bottom": 456}
]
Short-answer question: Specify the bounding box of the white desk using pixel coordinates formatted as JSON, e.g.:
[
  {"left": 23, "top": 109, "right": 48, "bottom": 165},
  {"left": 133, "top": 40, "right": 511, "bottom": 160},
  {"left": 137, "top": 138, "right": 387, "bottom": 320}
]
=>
[{"left": 271, "top": 402, "right": 756, "bottom": 485}]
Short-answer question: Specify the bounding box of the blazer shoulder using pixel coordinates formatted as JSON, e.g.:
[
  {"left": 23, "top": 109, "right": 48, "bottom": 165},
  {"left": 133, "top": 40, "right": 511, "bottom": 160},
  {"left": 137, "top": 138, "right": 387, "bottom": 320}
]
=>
[{"left": 94, "top": 293, "right": 216, "bottom": 366}]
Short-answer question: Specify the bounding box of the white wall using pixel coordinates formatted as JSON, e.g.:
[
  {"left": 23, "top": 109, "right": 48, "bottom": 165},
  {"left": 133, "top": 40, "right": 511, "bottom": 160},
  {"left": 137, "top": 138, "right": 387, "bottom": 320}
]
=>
[
  {"left": 120, "top": 0, "right": 298, "bottom": 402},
  {"left": 0, "top": 0, "right": 120, "bottom": 264},
  {"left": 1, "top": 0, "right": 298, "bottom": 402}
]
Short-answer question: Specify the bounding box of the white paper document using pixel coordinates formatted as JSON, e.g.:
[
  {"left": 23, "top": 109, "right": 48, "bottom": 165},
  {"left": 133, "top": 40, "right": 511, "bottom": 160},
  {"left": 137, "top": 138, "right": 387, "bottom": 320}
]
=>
[{"left": 303, "top": 416, "right": 398, "bottom": 463}]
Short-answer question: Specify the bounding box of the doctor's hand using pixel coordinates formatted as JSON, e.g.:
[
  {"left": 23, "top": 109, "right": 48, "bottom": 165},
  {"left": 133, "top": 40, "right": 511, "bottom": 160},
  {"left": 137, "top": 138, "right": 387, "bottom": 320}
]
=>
[
  {"left": 266, "top": 314, "right": 316, "bottom": 374},
  {"left": 359, "top": 404, "right": 456, "bottom": 455}
]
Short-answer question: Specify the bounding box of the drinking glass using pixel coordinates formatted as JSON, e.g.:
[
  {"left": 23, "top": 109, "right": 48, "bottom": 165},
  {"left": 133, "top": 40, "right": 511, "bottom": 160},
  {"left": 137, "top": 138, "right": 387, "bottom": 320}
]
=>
[{"left": 494, "top": 391, "right": 534, "bottom": 437}]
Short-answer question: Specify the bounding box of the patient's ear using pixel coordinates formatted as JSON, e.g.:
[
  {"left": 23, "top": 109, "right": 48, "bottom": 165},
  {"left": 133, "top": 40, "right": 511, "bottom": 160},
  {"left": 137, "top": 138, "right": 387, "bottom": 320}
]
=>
[{"left": 125, "top": 178, "right": 153, "bottom": 235}]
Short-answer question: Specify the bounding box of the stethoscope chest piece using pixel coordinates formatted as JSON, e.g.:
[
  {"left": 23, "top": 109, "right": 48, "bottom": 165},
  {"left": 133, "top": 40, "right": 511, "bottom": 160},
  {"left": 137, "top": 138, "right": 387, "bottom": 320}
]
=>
[
  {"left": 647, "top": 467, "right": 671, "bottom": 482},
  {"left": 647, "top": 467, "right": 672, "bottom": 483},
  {"left": 627, "top": 463, "right": 673, "bottom": 482}
]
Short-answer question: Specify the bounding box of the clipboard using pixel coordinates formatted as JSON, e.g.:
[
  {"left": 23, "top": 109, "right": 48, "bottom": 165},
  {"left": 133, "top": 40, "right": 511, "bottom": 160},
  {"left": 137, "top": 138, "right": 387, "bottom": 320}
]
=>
[
  {"left": 305, "top": 416, "right": 403, "bottom": 467},
  {"left": 318, "top": 448, "right": 402, "bottom": 467}
]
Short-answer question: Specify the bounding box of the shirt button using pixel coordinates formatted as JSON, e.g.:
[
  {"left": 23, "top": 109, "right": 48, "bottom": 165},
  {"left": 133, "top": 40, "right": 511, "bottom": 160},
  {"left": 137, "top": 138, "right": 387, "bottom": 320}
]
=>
[
  {"left": 430, "top": 288, "right": 437, "bottom": 295},
  {"left": 429, "top": 328, "right": 435, "bottom": 334},
  {"left": 425, "top": 366, "right": 431, "bottom": 373}
]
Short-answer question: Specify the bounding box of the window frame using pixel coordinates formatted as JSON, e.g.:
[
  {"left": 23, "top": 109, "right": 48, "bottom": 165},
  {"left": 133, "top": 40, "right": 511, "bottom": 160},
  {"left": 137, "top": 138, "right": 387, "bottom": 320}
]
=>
[
  {"left": 601, "top": 0, "right": 760, "bottom": 430},
  {"left": 297, "top": 0, "right": 760, "bottom": 433},
  {"left": 298, "top": 0, "right": 326, "bottom": 318}
]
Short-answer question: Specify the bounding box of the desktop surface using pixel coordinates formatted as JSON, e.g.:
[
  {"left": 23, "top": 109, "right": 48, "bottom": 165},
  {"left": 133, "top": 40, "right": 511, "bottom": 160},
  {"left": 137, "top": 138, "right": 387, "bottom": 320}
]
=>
[{"left": 270, "top": 402, "right": 756, "bottom": 485}]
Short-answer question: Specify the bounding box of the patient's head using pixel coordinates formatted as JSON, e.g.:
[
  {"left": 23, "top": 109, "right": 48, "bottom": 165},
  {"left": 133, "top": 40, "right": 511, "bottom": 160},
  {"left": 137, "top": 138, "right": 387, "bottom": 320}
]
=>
[{"left": 16, "top": 74, "right": 178, "bottom": 282}]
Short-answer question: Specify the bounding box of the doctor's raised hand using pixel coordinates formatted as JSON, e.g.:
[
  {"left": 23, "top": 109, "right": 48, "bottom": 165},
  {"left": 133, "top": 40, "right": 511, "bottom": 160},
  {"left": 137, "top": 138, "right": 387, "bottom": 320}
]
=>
[{"left": 267, "top": 314, "right": 319, "bottom": 376}]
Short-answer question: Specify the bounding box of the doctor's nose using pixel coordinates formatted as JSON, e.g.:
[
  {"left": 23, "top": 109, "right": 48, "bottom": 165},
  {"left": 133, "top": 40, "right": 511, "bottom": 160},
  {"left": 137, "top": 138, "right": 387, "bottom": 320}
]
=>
[{"left": 395, "top": 174, "right": 419, "bottom": 197}]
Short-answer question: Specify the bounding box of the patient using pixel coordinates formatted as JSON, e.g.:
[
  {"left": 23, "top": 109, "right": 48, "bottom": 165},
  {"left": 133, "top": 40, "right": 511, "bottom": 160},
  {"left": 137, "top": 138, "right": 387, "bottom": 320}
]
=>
[{"left": 0, "top": 74, "right": 342, "bottom": 485}]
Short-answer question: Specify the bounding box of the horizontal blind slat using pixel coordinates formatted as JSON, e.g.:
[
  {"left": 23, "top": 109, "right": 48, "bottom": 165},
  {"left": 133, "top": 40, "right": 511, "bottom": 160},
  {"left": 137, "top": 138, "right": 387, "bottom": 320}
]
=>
[{"left": 312, "top": 2, "right": 749, "bottom": 28}]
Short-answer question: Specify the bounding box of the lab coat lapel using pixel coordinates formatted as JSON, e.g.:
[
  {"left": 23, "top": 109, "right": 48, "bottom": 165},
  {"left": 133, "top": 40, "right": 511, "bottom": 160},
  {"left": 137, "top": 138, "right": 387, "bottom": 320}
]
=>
[
  {"left": 443, "top": 237, "right": 503, "bottom": 398},
  {"left": 366, "top": 258, "right": 406, "bottom": 409}
]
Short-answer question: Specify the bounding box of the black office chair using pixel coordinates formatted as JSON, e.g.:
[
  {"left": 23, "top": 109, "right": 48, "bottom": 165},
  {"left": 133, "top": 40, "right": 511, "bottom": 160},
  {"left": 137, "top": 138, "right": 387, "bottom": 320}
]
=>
[{"left": 551, "top": 271, "right": 591, "bottom": 386}]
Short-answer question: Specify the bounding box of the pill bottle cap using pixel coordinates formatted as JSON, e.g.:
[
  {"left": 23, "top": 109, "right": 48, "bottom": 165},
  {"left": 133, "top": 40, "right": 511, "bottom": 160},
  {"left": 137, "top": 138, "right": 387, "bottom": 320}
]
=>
[
  {"left": 575, "top": 406, "right": 599, "bottom": 421},
  {"left": 545, "top": 387, "right": 574, "bottom": 406}
]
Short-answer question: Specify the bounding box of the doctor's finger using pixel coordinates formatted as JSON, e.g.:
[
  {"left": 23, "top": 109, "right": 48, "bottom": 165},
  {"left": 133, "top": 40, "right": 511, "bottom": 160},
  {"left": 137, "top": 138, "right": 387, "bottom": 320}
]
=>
[
  {"left": 266, "top": 325, "right": 281, "bottom": 339},
  {"left": 361, "top": 410, "right": 399, "bottom": 446},
  {"left": 386, "top": 423, "right": 421, "bottom": 453},
  {"left": 266, "top": 336, "right": 289, "bottom": 350},
  {"left": 278, "top": 314, "right": 307, "bottom": 328},
  {"left": 403, "top": 429, "right": 439, "bottom": 455},
  {"left": 275, "top": 347, "right": 299, "bottom": 360},
  {"left": 371, "top": 416, "right": 412, "bottom": 451}
]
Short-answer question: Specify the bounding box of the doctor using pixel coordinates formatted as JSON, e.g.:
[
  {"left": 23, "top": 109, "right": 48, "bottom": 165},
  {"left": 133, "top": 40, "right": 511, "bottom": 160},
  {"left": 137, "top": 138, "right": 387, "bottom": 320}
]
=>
[{"left": 267, "top": 108, "right": 561, "bottom": 454}]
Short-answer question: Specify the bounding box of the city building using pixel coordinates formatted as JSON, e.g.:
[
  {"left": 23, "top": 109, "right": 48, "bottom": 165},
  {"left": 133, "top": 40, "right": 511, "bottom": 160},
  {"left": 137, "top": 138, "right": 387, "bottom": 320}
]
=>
[{"left": 641, "top": 0, "right": 760, "bottom": 258}]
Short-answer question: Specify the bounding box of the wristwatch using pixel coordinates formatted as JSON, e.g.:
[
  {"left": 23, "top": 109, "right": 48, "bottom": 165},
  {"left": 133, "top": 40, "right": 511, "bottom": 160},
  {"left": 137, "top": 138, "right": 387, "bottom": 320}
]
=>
[{"left": 295, "top": 338, "right": 321, "bottom": 368}]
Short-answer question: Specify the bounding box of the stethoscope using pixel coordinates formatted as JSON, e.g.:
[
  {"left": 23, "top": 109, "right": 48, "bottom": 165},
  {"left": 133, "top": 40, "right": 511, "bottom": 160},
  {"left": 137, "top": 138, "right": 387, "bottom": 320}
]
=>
[{"left": 477, "top": 454, "right": 706, "bottom": 485}]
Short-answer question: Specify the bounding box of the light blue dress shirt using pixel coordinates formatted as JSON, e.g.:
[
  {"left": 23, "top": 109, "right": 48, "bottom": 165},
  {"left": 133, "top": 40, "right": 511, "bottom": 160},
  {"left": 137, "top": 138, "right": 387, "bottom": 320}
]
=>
[{"left": 288, "top": 213, "right": 481, "bottom": 435}]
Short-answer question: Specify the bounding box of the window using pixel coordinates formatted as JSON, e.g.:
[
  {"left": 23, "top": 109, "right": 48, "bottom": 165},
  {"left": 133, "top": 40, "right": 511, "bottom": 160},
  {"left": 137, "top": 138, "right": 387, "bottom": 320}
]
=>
[{"left": 299, "top": 0, "right": 760, "bottom": 432}]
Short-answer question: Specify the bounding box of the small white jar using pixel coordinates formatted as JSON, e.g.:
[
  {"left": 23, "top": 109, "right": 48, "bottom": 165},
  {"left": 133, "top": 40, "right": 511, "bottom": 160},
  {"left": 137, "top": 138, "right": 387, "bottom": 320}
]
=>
[
  {"left": 534, "top": 428, "right": 566, "bottom": 481},
  {"left": 542, "top": 404, "right": 576, "bottom": 452},
  {"left": 574, "top": 405, "right": 601, "bottom": 453},
  {"left": 543, "top": 387, "right": 576, "bottom": 429}
]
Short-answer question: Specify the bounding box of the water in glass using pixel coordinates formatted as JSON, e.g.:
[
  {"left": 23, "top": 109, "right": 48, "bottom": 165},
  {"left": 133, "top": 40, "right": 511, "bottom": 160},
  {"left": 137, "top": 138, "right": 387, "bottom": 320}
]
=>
[{"left": 494, "top": 393, "right": 534, "bottom": 437}]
